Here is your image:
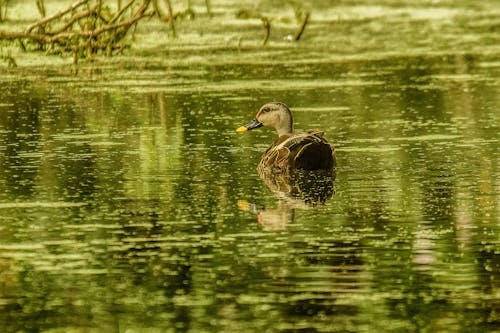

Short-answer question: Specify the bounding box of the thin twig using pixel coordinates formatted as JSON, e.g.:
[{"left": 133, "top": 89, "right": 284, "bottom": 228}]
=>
[
  {"left": 261, "top": 16, "right": 270, "bottom": 45},
  {"left": 235, "top": 10, "right": 272, "bottom": 46},
  {"left": 52, "top": 4, "right": 98, "bottom": 34},
  {"left": 164, "top": 0, "right": 176, "bottom": 37},
  {"left": 0, "top": 0, "right": 163, "bottom": 59},
  {"left": 50, "top": 7, "right": 152, "bottom": 41},
  {"left": 26, "top": 0, "right": 88, "bottom": 33},
  {"left": 2, "top": 1, "right": 152, "bottom": 45},
  {"left": 0, "top": 0, "right": 9, "bottom": 23},
  {"left": 0, "top": 30, "right": 49, "bottom": 43},
  {"left": 205, "top": 0, "right": 212, "bottom": 18},
  {"left": 109, "top": 0, "right": 135, "bottom": 24},
  {"left": 36, "top": 0, "right": 46, "bottom": 18},
  {"left": 294, "top": 12, "right": 309, "bottom": 41}
]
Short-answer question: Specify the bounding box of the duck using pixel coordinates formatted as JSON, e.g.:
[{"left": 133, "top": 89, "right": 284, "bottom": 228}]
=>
[{"left": 236, "top": 102, "right": 336, "bottom": 176}]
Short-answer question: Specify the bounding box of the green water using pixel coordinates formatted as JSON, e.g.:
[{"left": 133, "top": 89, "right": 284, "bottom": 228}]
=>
[{"left": 0, "top": 1, "right": 499, "bottom": 332}]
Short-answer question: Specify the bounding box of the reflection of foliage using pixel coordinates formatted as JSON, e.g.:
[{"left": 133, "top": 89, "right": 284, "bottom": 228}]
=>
[
  {"left": 0, "top": 55, "right": 499, "bottom": 330},
  {"left": 0, "top": 49, "right": 16, "bottom": 67}
]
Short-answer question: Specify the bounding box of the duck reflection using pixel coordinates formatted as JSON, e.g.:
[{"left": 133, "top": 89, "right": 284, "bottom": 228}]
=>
[
  {"left": 259, "top": 168, "right": 335, "bottom": 205},
  {"left": 237, "top": 200, "right": 293, "bottom": 230},
  {"left": 238, "top": 170, "right": 335, "bottom": 230}
]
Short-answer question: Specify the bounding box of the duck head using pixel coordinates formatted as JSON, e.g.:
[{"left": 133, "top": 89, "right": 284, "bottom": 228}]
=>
[{"left": 236, "top": 102, "right": 294, "bottom": 137}]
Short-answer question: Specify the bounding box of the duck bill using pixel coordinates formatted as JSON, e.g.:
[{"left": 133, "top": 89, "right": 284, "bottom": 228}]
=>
[{"left": 236, "top": 118, "right": 263, "bottom": 132}]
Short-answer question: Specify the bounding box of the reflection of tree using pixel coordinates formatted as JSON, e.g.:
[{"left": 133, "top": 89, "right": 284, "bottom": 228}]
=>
[
  {"left": 0, "top": 81, "right": 101, "bottom": 202},
  {"left": 0, "top": 49, "right": 498, "bottom": 331},
  {"left": 0, "top": 82, "right": 42, "bottom": 199}
]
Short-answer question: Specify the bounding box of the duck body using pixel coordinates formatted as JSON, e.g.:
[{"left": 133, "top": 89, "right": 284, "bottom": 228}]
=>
[
  {"left": 259, "top": 130, "right": 335, "bottom": 173},
  {"left": 237, "top": 102, "right": 336, "bottom": 176}
]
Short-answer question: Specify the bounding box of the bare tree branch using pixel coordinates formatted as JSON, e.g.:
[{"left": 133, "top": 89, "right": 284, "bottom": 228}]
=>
[
  {"left": 1, "top": 0, "right": 154, "bottom": 60},
  {"left": 26, "top": 0, "right": 89, "bottom": 33}
]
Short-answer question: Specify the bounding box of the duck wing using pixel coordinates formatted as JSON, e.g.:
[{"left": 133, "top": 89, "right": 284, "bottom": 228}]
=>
[{"left": 259, "top": 131, "right": 336, "bottom": 173}]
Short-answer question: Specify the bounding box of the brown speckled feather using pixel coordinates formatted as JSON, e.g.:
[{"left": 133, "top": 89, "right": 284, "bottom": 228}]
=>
[{"left": 258, "top": 130, "right": 336, "bottom": 175}]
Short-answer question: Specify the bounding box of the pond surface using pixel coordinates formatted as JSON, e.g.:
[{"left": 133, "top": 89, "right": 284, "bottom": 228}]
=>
[{"left": 0, "top": 1, "right": 499, "bottom": 332}]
